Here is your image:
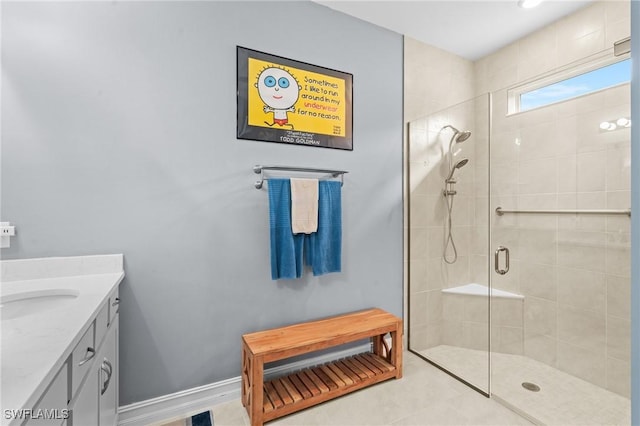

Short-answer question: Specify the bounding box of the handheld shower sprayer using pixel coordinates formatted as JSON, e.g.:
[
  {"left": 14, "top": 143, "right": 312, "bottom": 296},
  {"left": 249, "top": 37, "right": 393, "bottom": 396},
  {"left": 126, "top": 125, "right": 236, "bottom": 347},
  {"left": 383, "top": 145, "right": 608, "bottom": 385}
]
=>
[
  {"left": 445, "top": 158, "right": 469, "bottom": 182},
  {"left": 442, "top": 157, "right": 469, "bottom": 264}
]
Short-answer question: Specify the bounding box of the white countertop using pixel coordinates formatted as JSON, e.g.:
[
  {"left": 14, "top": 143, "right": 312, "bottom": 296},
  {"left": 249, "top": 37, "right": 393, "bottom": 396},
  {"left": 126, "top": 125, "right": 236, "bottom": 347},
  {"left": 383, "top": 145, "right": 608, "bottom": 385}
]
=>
[{"left": 1, "top": 255, "right": 124, "bottom": 419}]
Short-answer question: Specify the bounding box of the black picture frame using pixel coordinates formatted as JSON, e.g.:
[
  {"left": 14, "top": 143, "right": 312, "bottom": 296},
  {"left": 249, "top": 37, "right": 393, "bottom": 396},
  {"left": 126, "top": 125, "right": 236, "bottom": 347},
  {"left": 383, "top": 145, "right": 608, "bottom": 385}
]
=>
[{"left": 237, "top": 46, "right": 353, "bottom": 151}]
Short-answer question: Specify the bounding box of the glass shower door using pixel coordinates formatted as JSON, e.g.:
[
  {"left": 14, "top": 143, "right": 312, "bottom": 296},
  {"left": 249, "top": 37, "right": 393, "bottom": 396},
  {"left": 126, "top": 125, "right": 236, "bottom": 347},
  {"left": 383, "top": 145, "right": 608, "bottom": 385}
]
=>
[
  {"left": 488, "top": 80, "right": 632, "bottom": 424},
  {"left": 407, "top": 93, "right": 491, "bottom": 394}
]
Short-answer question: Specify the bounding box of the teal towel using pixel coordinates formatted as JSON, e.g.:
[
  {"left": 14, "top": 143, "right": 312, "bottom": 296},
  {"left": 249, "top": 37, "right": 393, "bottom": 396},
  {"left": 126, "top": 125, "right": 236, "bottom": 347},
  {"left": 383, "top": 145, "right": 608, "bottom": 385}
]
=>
[
  {"left": 268, "top": 179, "right": 304, "bottom": 280},
  {"left": 305, "top": 181, "right": 342, "bottom": 276}
]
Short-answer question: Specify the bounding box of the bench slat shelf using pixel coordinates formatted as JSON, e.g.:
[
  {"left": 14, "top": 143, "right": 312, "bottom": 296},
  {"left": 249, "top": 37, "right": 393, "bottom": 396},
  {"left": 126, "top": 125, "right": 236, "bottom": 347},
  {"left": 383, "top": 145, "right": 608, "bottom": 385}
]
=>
[
  {"left": 262, "top": 353, "right": 395, "bottom": 421},
  {"left": 242, "top": 308, "right": 403, "bottom": 426}
]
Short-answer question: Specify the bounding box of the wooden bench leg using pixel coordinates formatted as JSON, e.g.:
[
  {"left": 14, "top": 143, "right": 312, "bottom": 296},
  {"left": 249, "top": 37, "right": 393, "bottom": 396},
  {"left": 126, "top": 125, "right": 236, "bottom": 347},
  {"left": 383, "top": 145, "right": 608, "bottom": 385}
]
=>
[
  {"left": 391, "top": 325, "right": 403, "bottom": 379},
  {"left": 372, "top": 329, "right": 402, "bottom": 379},
  {"left": 242, "top": 341, "right": 265, "bottom": 426},
  {"left": 372, "top": 335, "right": 383, "bottom": 358},
  {"left": 241, "top": 342, "right": 250, "bottom": 407},
  {"left": 250, "top": 355, "right": 264, "bottom": 426}
]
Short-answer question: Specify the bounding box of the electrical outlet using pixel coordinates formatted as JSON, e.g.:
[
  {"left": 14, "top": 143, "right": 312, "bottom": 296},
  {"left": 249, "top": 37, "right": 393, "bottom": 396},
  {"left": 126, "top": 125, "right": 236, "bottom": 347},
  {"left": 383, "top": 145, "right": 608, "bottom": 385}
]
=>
[
  {"left": 0, "top": 222, "right": 15, "bottom": 248},
  {"left": 0, "top": 223, "right": 15, "bottom": 236}
]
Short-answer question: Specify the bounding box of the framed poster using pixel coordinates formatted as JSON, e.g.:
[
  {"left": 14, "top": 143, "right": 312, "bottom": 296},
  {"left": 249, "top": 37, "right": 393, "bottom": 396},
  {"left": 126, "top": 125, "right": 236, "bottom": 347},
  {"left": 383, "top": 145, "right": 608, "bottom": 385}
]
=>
[{"left": 237, "top": 46, "right": 353, "bottom": 150}]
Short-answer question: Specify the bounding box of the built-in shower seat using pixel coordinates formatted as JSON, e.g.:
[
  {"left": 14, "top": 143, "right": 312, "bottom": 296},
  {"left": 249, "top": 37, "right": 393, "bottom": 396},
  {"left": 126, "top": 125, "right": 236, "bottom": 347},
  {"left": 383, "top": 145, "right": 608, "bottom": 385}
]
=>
[{"left": 241, "top": 308, "right": 403, "bottom": 426}]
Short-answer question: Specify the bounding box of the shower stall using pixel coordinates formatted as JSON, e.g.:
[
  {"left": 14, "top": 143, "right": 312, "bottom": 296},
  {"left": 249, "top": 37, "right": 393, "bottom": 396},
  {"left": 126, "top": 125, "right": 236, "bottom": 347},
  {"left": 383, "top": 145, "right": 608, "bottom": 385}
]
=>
[{"left": 407, "top": 59, "right": 632, "bottom": 423}]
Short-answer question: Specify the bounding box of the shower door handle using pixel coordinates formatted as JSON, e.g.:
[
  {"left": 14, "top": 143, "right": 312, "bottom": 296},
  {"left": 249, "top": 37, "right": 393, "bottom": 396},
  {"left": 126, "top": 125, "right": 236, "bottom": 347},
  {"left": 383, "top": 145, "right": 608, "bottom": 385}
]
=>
[{"left": 494, "top": 246, "right": 510, "bottom": 275}]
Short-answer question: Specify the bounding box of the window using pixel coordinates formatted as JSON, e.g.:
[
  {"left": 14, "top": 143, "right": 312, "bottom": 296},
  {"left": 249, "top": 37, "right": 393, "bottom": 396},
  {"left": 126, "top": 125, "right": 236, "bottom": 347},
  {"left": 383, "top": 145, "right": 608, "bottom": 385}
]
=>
[{"left": 508, "top": 56, "right": 631, "bottom": 114}]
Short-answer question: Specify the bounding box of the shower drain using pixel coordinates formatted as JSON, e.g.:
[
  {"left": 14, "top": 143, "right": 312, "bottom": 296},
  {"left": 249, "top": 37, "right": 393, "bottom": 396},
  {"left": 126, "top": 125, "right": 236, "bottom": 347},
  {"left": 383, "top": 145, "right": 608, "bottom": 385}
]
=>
[{"left": 522, "top": 382, "right": 541, "bottom": 392}]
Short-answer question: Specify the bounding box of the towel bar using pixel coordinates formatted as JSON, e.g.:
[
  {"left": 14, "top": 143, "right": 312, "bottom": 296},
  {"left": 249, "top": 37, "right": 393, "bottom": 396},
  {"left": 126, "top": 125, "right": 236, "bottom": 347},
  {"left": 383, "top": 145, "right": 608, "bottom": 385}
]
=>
[{"left": 253, "top": 165, "right": 348, "bottom": 189}]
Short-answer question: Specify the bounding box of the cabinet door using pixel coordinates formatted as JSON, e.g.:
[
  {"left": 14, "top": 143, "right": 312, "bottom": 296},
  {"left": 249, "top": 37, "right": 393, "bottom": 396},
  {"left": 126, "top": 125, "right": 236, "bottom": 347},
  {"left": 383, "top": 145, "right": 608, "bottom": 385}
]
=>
[
  {"left": 98, "top": 319, "right": 118, "bottom": 426},
  {"left": 70, "top": 368, "right": 98, "bottom": 426},
  {"left": 25, "top": 365, "right": 68, "bottom": 426}
]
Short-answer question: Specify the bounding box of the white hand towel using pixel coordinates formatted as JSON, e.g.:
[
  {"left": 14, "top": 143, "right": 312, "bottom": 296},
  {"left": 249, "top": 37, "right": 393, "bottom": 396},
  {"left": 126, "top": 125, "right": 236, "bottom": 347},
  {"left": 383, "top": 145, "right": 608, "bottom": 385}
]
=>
[{"left": 290, "top": 178, "right": 319, "bottom": 234}]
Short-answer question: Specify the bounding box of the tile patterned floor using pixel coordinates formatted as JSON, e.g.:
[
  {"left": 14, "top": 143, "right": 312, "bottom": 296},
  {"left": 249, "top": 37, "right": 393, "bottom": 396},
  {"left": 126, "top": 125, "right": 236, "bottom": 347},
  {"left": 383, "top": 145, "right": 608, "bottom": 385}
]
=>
[
  {"left": 160, "top": 351, "right": 532, "bottom": 426},
  {"left": 421, "top": 345, "right": 631, "bottom": 426}
]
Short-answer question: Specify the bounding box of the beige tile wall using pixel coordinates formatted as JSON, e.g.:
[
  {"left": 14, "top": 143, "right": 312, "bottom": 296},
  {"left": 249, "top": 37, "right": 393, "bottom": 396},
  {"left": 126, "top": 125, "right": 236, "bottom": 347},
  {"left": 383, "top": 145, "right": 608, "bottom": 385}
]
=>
[
  {"left": 475, "top": 1, "right": 630, "bottom": 96},
  {"left": 404, "top": 38, "right": 475, "bottom": 123},
  {"left": 404, "top": 37, "right": 476, "bottom": 354},
  {"left": 408, "top": 97, "right": 484, "bottom": 352}
]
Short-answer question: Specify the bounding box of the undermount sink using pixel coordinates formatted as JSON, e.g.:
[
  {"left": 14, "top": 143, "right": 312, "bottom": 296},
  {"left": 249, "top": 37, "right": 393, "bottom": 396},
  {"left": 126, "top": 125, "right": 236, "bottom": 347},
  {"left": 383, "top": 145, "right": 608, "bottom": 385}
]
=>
[{"left": 0, "top": 289, "right": 80, "bottom": 320}]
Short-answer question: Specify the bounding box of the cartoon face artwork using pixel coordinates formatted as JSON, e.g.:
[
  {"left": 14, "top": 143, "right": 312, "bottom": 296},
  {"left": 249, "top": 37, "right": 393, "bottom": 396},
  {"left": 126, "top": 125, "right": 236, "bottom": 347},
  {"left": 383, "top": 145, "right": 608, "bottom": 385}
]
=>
[
  {"left": 256, "top": 67, "right": 300, "bottom": 110},
  {"left": 255, "top": 66, "right": 300, "bottom": 129}
]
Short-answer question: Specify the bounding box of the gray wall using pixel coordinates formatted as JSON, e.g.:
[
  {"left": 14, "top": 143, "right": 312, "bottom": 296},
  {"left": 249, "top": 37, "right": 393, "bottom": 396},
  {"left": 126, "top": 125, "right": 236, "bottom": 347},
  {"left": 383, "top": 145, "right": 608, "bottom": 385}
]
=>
[{"left": 1, "top": 1, "right": 404, "bottom": 405}]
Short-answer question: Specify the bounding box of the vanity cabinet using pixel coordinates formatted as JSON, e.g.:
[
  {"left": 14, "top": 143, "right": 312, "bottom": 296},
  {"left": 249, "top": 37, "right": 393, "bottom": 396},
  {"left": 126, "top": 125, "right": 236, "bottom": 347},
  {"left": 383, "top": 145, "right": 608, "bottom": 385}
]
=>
[
  {"left": 69, "top": 292, "right": 119, "bottom": 426},
  {"left": 2, "top": 254, "right": 123, "bottom": 426},
  {"left": 24, "top": 289, "right": 119, "bottom": 426}
]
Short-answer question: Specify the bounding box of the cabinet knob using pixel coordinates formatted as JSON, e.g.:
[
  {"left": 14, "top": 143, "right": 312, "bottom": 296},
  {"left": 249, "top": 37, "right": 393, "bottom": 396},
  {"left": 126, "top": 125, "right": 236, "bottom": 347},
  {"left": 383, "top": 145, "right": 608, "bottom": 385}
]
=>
[{"left": 112, "top": 297, "right": 120, "bottom": 307}]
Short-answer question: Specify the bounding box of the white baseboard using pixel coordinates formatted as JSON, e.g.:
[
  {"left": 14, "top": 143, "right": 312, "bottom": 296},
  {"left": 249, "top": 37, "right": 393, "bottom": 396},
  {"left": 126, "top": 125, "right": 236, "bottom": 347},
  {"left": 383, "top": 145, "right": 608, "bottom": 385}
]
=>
[{"left": 118, "top": 343, "right": 371, "bottom": 426}]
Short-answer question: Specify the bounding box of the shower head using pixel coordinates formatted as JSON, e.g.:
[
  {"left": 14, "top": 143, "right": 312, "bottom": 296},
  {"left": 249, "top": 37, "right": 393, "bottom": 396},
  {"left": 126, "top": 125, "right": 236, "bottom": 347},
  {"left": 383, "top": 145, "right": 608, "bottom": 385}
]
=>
[
  {"left": 446, "top": 158, "right": 469, "bottom": 182},
  {"left": 443, "top": 125, "right": 472, "bottom": 151},
  {"left": 455, "top": 130, "right": 472, "bottom": 143}
]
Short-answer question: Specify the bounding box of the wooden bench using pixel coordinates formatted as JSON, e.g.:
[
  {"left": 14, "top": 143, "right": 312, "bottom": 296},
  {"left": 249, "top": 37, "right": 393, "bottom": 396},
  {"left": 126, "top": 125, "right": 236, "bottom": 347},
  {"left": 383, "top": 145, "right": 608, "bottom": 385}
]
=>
[{"left": 241, "top": 308, "right": 403, "bottom": 426}]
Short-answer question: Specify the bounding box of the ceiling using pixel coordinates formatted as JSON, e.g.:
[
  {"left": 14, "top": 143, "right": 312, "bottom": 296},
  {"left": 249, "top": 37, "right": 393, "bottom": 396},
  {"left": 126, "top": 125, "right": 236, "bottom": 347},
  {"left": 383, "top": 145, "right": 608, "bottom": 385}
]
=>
[{"left": 314, "top": 1, "right": 593, "bottom": 60}]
